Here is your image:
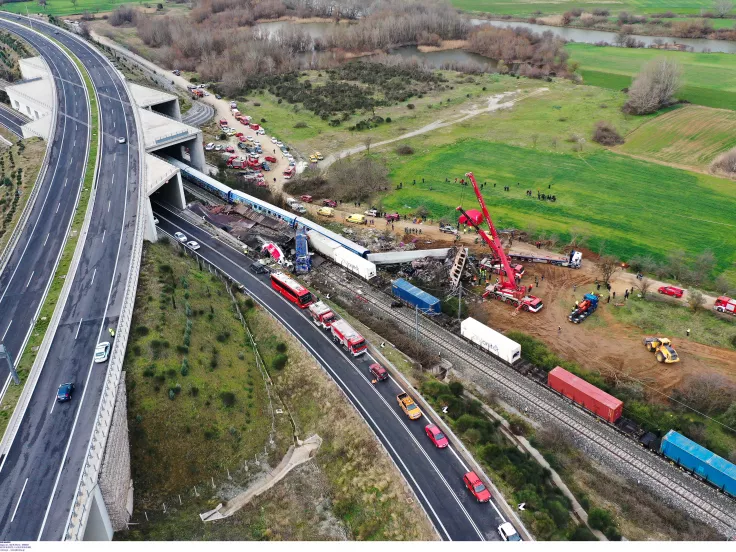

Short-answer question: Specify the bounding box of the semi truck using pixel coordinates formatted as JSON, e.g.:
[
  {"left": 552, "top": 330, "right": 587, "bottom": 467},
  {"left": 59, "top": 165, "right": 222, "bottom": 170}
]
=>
[
  {"left": 308, "top": 301, "right": 335, "bottom": 330},
  {"left": 508, "top": 250, "right": 582, "bottom": 269},
  {"left": 460, "top": 317, "right": 521, "bottom": 364},
  {"left": 568, "top": 293, "right": 599, "bottom": 323},
  {"left": 331, "top": 319, "right": 367, "bottom": 356}
]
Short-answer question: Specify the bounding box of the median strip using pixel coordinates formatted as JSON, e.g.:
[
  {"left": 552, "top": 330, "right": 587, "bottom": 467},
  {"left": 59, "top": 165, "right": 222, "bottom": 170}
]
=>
[{"left": 0, "top": 41, "right": 99, "bottom": 438}]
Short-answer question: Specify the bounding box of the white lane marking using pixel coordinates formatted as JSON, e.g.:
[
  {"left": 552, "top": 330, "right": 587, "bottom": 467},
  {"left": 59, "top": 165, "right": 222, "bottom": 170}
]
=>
[
  {"left": 111, "top": 173, "right": 115, "bottom": 185},
  {"left": 0, "top": 373, "right": 11, "bottom": 405},
  {"left": 2, "top": 319, "right": 12, "bottom": 341},
  {"left": 90, "top": 268, "right": 96, "bottom": 286},
  {"left": 49, "top": 393, "right": 57, "bottom": 415},
  {"left": 75, "top": 318, "right": 83, "bottom": 340},
  {"left": 25, "top": 271, "right": 34, "bottom": 288},
  {"left": 44, "top": 233, "right": 50, "bottom": 246},
  {"left": 73, "top": 139, "right": 76, "bottom": 147},
  {"left": 10, "top": 478, "right": 29, "bottom": 523},
  {"left": 101, "top": 229, "right": 105, "bottom": 244},
  {"left": 157, "top": 215, "right": 489, "bottom": 540},
  {"left": 107, "top": 200, "right": 110, "bottom": 212},
  {"left": 447, "top": 445, "right": 470, "bottom": 472},
  {"left": 63, "top": 177, "right": 67, "bottom": 188},
  {"left": 55, "top": 202, "right": 60, "bottom": 214}
]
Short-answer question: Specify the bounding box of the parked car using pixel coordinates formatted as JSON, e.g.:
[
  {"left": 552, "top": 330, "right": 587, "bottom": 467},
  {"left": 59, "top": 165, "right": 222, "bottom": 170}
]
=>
[
  {"left": 174, "top": 232, "right": 187, "bottom": 242},
  {"left": 317, "top": 207, "right": 334, "bottom": 217},
  {"left": 276, "top": 141, "right": 284, "bottom": 148},
  {"left": 322, "top": 199, "right": 337, "bottom": 208},
  {"left": 314, "top": 151, "right": 324, "bottom": 160},
  {"left": 215, "top": 145, "right": 223, "bottom": 151},
  {"left": 215, "top": 94, "right": 222, "bottom": 99},
  {"left": 385, "top": 213, "right": 400, "bottom": 222},
  {"left": 271, "top": 137, "right": 278, "bottom": 144},
  {"left": 250, "top": 262, "right": 269, "bottom": 274},
  {"left": 424, "top": 423, "right": 449, "bottom": 448},
  {"left": 309, "top": 155, "right": 318, "bottom": 163},
  {"left": 364, "top": 209, "right": 378, "bottom": 217},
  {"left": 205, "top": 142, "right": 215, "bottom": 151},
  {"left": 300, "top": 195, "right": 313, "bottom": 203},
  {"left": 658, "top": 285, "right": 684, "bottom": 298},
  {"left": 186, "top": 241, "right": 201, "bottom": 251},
  {"left": 261, "top": 162, "right": 271, "bottom": 171},
  {"left": 57, "top": 382, "right": 75, "bottom": 402},
  {"left": 439, "top": 225, "right": 457, "bottom": 235},
  {"left": 463, "top": 471, "right": 491, "bottom": 503},
  {"left": 264, "top": 156, "right": 277, "bottom": 163},
  {"left": 94, "top": 342, "right": 110, "bottom": 364},
  {"left": 230, "top": 101, "right": 237, "bottom": 109},
  {"left": 257, "top": 129, "right": 266, "bottom": 135},
  {"left": 368, "top": 363, "right": 388, "bottom": 381},
  {"left": 498, "top": 523, "right": 521, "bottom": 541},
  {"left": 225, "top": 146, "right": 235, "bottom": 153},
  {"left": 346, "top": 214, "right": 367, "bottom": 224}
]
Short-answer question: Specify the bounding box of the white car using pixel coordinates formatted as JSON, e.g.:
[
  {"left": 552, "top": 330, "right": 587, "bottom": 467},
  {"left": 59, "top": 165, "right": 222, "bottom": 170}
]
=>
[
  {"left": 215, "top": 145, "right": 223, "bottom": 151},
  {"left": 174, "top": 232, "right": 187, "bottom": 242},
  {"left": 205, "top": 142, "right": 214, "bottom": 151},
  {"left": 246, "top": 136, "right": 254, "bottom": 141},
  {"left": 439, "top": 225, "right": 458, "bottom": 235},
  {"left": 276, "top": 141, "right": 284, "bottom": 147},
  {"left": 257, "top": 129, "right": 266, "bottom": 135},
  {"left": 364, "top": 209, "right": 378, "bottom": 217},
  {"left": 230, "top": 101, "right": 237, "bottom": 108},
  {"left": 94, "top": 342, "right": 110, "bottom": 364},
  {"left": 498, "top": 523, "right": 521, "bottom": 541},
  {"left": 186, "top": 241, "right": 201, "bottom": 251},
  {"left": 270, "top": 137, "right": 278, "bottom": 144},
  {"left": 117, "top": 136, "right": 126, "bottom": 144}
]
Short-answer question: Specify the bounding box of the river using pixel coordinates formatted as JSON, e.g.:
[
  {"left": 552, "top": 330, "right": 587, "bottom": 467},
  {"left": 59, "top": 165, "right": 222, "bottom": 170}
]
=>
[{"left": 474, "top": 19, "right": 736, "bottom": 54}]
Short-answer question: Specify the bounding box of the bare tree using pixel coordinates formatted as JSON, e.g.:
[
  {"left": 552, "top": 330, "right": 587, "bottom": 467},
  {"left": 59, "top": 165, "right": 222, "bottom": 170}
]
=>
[
  {"left": 714, "top": 0, "right": 734, "bottom": 17},
  {"left": 599, "top": 255, "right": 619, "bottom": 285},
  {"left": 568, "top": 226, "right": 588, "bottom": 249},
  {"left": 624, "top": 57, "right": 682, "bottom": 115},
  {"left": 687, "top": 289, "right": 706, "bottom": 311},
  {"left": 363, "top": 135, "right": 373, "bottom": 153},
  {"left": 635, "top": 277, "right": 652, "bottom": 298},
  {"left": 70, "top": 0, "right": 78, "bottom": 6},
  {"left": 715, "top": 274, "right": 733, "bottom": 295},
  {"left": 676, "top": 374, "right": 736, "bottom": 415},
  {"left": 711, "top": 146, "right": 736, "bottom": 175},
  {"left": 531, "top": 134, "right": 539, "bottom": 148}
]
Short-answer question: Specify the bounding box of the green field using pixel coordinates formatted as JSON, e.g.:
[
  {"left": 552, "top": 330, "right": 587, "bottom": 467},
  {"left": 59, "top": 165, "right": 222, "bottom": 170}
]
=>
[
  {"left": 383, "top": 140, "right": 736, "bottom": 276},
  {"left": 453, "top": 0, "right": 718, "bottom": 16},
  {"left": 567, "top": 43, "right": 736, "bottom": 110},
  {"left": 1, "top": 0, "right": 148, "bottom": 16},
  {"left": 619, "top": 105, "right": 736, "bottom": 167}
]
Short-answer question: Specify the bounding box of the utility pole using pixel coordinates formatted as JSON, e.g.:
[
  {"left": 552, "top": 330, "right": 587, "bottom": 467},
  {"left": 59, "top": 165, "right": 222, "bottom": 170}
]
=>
[{"left": 0, "top": 344, "right": 19, "bottom": 385}]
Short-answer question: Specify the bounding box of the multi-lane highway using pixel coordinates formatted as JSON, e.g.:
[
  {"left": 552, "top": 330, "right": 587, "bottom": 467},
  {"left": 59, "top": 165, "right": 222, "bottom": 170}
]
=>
[
  {"left": 153, "top": 201, "right": 511, "bottom": 541},
  {"left": 0, "top": 15, "right": 141, "bottom": 541}
]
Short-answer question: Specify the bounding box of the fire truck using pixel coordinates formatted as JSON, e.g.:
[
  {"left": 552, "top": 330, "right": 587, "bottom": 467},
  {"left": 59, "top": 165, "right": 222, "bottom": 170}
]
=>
[{"left": 331, "top": 319, "right": 367, "bottom": 356}]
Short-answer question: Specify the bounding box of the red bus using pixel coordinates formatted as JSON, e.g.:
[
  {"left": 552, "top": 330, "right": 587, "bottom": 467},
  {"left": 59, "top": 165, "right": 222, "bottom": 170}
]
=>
[{"left": 270, "top": 272, "right": 314, "bottom": 308}]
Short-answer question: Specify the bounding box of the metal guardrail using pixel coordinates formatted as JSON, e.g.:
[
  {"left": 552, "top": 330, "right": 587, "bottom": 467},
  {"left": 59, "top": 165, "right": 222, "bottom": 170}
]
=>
[
  {"left": 153, "top": 128, "right": 190, "bottom": 145},
  {"left": 63, "top": 35, "right": 147, "bottom": 541}
]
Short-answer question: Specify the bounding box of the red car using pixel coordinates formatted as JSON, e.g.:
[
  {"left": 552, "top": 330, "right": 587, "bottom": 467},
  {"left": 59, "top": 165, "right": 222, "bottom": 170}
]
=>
[
  {"left": 385, "top": 213, "right": 400, "bottom": 222},
  {"left": 300, "top": 195, "right": 313, "bottom": 203},
  {"left": 425, "top": 423, "right": 448, "bottom": 448},
  {"left": 225, "top": 145, "right": 235, "bottom": 153},
  {"left": 463, "top": 471, "right": 491, "bottom": 503},
  {"left": 658, "top": 285, "right": 684, "bottom": 298},
  {"left": 265, "top": 156, "right": 277, "bottom": 163},
  {"left": 322, "top": 199, "right": 337, "bottom": 208},
  {"left": 368, "top": 363, "right": 388, "bottom": 381}
]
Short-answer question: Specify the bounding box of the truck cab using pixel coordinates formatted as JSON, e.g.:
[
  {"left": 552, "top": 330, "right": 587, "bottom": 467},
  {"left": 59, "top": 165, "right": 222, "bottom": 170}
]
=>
[
  {"left": 397, "top": 392, "right": 422, "bottom": 420},
  {"left": 308, "top": 301, "right": 336, "bottom": 330}
]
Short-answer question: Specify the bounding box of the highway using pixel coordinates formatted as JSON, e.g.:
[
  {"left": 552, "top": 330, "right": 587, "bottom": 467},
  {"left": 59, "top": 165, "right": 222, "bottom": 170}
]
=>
[
  {"left": 0, "top": 104, "right": 28, "bottom": 137},
  {"left": 153, "top": 200, "right": 509, "bottom": 541},
  {"left": 0, "top": 15, "right": 141, "bottom": 541}
]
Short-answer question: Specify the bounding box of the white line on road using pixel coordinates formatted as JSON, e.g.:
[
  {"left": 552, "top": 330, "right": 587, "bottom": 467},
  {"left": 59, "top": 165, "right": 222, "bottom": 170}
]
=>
[
  {"left": 101, "top": 229, "right": 105, "bottom": 244},
  {"left": 11, "top": 478, "right": 29, "bottom": 523},
  {"left": 90, "top": 268, "right": 96, "bottom": 286},
  {"left": 111, "top": 173, "right": 115, "bottom": 185},
  {"left": 2, "top": 320, "right": 12, "bottom": 341},
  {"left": 107, "top": 200, "right": 110, "bottom": 212},
  {"left": 26, "top": 271, "right": 34, "bottom": 289},
  {"left": 55, "top": 202, "right": 60, "bottom": 214},
  {"left": 0, "top": 374, "right": 12, "bottom": 407},
  {"left": 64, "top": 177, "right": 67, "bottom": 188},
  {"left": 49, "top": 393, "right": 56, "bottom": 415},
  {"left": 75, "top": 318, "right": 83, "bottom": 340},
  {"left": 44, "top": 233, "right": 50, "bottom": 246}
]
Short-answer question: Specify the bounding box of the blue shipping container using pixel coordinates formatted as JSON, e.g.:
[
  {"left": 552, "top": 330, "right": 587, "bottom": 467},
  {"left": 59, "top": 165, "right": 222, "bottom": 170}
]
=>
[
  {"left": 391, "top": 279, "right": 440, "bottom": 314},
  {"left": 660, "top": 430, "right": 736, "bottom": 498}
]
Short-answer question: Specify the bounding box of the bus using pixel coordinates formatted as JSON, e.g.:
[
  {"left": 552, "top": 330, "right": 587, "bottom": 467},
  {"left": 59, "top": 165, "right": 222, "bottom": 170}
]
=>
[{"left": 270, "top": 272, "right": 314, "bottom": 308}]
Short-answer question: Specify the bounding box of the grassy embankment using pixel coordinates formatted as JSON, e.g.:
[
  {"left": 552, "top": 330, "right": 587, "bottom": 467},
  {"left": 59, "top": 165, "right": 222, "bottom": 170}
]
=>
[
  {"left": 1, "top": 0, "right": 149, "bottom": 17},
  {"left": 452, "top": 0, "right": 716, "bottom": 16},
  {"left": 0, "top": 139, "right": 45, "bottom": 253},
  {"left": 618, "top": 104, "right": 736, "bottom": 169},
  {"left": 0, "top": 47, "right": 97, "bottom": 435},
  {"left": 567, "top": 43, "right": 736, "bottom": 111},
  {"left": 120, "top": 242, "right": 436, "bottom": 541}
]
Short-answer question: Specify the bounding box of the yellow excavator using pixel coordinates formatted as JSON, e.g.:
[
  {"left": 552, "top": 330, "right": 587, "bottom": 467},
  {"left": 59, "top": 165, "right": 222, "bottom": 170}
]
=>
[{"left": 642, "top": 337, "right": 680, "bottom": 364}]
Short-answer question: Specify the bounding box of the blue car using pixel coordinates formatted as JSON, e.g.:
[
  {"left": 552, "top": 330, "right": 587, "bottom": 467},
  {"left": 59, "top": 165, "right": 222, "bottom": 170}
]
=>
[
  {"left": 261, "top": 161, "right": 271, "bottom": 171},
  {"left": 57, "top": 382, "right": 75, "bottom": 402}
]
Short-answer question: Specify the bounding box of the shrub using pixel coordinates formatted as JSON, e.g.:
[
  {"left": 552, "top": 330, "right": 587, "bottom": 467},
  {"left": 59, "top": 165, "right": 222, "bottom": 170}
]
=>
[
  {"left": 135, "top": 325, "right": 149, "bottom": 336},
  {"left": 244, "top": 298, "right": 255, "bottom": 309},
  {"left": 569, "top": 526, "right": 597, "bottom": 540},
  {"left": 396, "top": 144, "right": 414, "bottom": 155},
  {"left": 294, "top": 121, "right": 308, "bottom": 128},
  {"left": 407, "top": 103, "right": 415, "bottom": 110},
  {"left": 385, "top": 117, "right": 391, "bottom": 122},
  {"left": 220, "top": 391, "right": 237, "bottom": 407},
  {"left": 272, "top": 353, "right": 288, "bottom": 370},
  {"left": 448, "top": 381, "right": 464, "bottom": 397},
  {"left": 181, "top": 358, "right": 189, "bottom": 376},
  {"left": 276, "top": 342, "right": 287, "bottom": 353},
  {"left": 588, "top": 507, "right": 614, "bottom": 531},
  {"left": 711, "top": 147, "right": 736, "bottom": 175},
  {"left": 189, "top": 386, "right": 199, "bottom": 397},
  {"left": 168, "top": 389, "right": 175, "bottom": 400},
  {"left": 592, "top": 121, "right": 624, "bottom": 146}
]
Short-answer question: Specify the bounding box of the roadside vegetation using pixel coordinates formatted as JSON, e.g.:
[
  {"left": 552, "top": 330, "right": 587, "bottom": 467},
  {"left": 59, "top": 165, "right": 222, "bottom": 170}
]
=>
[
  {"left": 1, "top": 0, "right": 152, "bottom": 17},
  {"left": 120, "top": 241, "right": 435, "bottom": 541},
  {"left": 0, "top": 30, "right": 33, "bottom": 82}
]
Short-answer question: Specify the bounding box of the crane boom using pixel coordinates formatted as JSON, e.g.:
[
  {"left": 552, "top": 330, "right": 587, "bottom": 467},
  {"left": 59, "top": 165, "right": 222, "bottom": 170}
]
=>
[{"left": 459, "top": 172, "right": 521, "bottom": 292}]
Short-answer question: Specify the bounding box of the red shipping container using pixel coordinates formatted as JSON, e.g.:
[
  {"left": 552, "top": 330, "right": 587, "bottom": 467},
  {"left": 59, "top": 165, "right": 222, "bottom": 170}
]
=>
[{"left": 548, "top": 366, "right": 623, "bottom": 423}]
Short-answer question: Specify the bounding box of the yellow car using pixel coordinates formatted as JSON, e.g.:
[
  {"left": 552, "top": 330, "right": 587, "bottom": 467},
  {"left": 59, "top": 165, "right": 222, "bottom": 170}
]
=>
[
  {"left": 315, "top": 151, "right": 324, "bottom": 160},
  {"left": 309, "top": 155, "right": 318, "bottom": 163},
  {"left": 317, "top": 207, "right": 334, "bottom": 217},
  {"left": 346, "top": 214, "right": 366, "bottom": 224}
]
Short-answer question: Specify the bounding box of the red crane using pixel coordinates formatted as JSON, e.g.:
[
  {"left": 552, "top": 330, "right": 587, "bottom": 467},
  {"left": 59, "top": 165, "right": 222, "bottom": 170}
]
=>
[{"left": 456, "top": 172, "right": 544, "bottom": 313}]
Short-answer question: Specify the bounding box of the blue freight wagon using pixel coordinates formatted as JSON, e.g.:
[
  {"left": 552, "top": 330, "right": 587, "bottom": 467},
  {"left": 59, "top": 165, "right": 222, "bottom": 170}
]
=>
[
  {"left": 660, "top": 430, "right": 736, "bottom": 498},
  {"left": 391, "top": 279, "right": 440, "bottom": 314}
]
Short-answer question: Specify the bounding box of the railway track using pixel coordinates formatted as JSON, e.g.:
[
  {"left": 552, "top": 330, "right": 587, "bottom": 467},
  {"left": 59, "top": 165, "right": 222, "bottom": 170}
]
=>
[{"left": 315, "top": 268, "right": 736, "bottom": 536}]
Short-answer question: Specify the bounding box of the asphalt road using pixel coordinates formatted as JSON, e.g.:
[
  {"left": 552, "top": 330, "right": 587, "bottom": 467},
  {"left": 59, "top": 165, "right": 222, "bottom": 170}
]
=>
[
  {"left": 0, "top": 15, "right": 140, "bottom": 541},
  {"left": 152, "top": 200, "right": 509, "bottom": 541},
  {"left": 0, "top": 18, "right": 89, "bottom": 408},
  {"left": 0, "top": 104, "right": 28, "bottom": 137}
]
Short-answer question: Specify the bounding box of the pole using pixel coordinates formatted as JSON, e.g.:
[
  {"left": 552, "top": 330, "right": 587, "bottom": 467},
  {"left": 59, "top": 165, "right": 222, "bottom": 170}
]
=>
[
  {"left": 415, "top": 305, "right": 419, "bottom": 341},
  {"left": 458, "top": 283, "right": 462, "bottom": 324},
  {"left": 0, "top": 345, "right": 19, "bottom": 385}
]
